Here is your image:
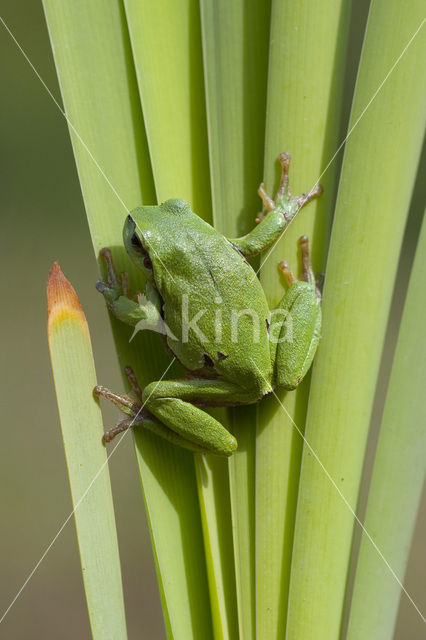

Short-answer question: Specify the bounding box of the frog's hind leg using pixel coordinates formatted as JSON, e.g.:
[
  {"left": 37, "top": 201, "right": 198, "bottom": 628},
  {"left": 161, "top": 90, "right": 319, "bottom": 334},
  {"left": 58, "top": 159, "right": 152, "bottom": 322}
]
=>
[
  {"left": 95, "top": 368, "right": 211, "bottom": 452},
  {"left": 140, "top": 378, "right": 260, "bottom": 456}
]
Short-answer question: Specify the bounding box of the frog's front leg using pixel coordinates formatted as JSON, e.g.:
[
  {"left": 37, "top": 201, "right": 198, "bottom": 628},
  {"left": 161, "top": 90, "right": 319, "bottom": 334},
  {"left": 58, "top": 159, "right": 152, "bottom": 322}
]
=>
[
  {"left": 270, "top": 236, "right": 322, "bottom": 389},
  {"left": 229, "top": 153, "right": 322, "bottom": 258},
  {"left": 96, "top": 248, "right": 162, "bottom": 331}
]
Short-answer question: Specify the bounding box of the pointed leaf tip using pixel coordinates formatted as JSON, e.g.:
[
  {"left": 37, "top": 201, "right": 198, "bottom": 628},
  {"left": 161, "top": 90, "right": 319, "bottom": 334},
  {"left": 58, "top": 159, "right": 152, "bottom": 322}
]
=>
[{"left": 47, "top": 262, "right": 88, "bottom": 336}]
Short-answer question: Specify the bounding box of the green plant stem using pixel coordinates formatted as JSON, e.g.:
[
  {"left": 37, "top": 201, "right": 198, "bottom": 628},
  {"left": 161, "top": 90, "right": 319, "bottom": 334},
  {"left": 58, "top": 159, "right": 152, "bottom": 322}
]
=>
[
  {"left": 285, "top": 2, "right": 426, "bottom": 638},
  {"left": 257, "top": 2, "right": 350, "bottom": 637},
  {"left": 199, "top": 1, "right": 271, "bottom": 637},
  {"left": 43, "top": 2, "right": 213, "bottom": 638},
  {"left": 346, "top": 210, "right": 426, "bottom": 638}
]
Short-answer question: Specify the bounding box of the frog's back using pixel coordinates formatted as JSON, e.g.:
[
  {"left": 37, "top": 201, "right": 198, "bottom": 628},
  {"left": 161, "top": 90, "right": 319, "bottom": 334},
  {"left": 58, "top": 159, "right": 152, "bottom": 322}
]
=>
[{"left": 147, "top": 205, "right": 272, "bottom": 391}]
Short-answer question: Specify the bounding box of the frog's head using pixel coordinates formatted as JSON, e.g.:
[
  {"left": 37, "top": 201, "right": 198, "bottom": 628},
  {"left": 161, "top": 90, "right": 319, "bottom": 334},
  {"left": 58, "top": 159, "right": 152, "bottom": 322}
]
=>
[{"left": 123, "top": 199, "right": 191, "bottom": 280}]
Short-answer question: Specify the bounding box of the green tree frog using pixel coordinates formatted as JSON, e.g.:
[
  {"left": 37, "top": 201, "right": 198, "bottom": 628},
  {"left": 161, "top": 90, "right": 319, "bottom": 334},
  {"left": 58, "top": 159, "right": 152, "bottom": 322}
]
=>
[{"left": 94, "top": 153, "right": 322, "bottom": 455}]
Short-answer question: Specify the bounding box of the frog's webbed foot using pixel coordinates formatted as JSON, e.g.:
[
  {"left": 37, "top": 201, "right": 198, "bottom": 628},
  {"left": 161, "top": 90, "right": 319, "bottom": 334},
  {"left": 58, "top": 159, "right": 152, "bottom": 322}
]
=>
[
  {"left": 279, "top": 235, "right": 322, "bottom": 297},
  {"left": 96, "top": 247, "right": 130, "bottom": 304},
  {"left": 257, "top": 153, "right": 322, "bottom": 223},
  {"left": 100, "top": 417, "right": 134, "bottom": 443},
  {"left": 96, "top": 249, "right": 161, "bottom": 329},
  {"left": 279, "top": 260, "right": 297, "bottom": 286},
  {"left": 256, "top": 185, "right": 275, "bottom": 221},
  {"left": 94, "top": 366, "right": 147, "bottom": 443}
]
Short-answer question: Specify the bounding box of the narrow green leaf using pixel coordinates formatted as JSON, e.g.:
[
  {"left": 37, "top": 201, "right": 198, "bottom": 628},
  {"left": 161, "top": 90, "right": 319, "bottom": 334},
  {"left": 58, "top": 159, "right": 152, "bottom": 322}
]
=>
[
  {"left": 347, "top": 210, "right": 426, "bottom": 638},
  {"left": 121, "top": 2, "right": 221, "bottom": 636},
  {"left": 199, "top": 2, "right": 271, "bottom": 637},
  {"left": 200, "top": 0, "right": 271, "bottom": 237},
  {"left": 258, "top": 2, "right": 351, "bottom": 637},
  {"left": 47, "top": 263, "right": 127, "bottom": 640},
  {"left": 43, "top": 2, "right": 213, "bottom": 637},
  {"left": 195, "top": 451, "right": 237, "bottom": 640},
  {"left": 123, "top": 0, "right": 211, "bottom": 218},
  {"left": 285, "top": 2, "right": 426, "bottom": 638},
  {"left": 43, "top": 0, "right": 155, "bottom": 251}
]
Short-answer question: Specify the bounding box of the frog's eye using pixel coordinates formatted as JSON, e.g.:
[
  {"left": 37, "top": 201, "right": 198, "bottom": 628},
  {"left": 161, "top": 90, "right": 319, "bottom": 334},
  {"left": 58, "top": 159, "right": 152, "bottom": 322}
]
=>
[
  {"left": 130, "top": 232, "right": 144, "bottom": 253},
  {"left": 130, "top": 232, "right": 153, "bottom": 270}
]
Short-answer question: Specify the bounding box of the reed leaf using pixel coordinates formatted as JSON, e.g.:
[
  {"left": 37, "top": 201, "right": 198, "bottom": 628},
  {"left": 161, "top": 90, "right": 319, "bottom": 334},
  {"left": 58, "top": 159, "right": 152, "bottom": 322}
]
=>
[
  {"left": 346, "top": 210, "right": 426, "bottom": 638},
  {"left": 47, "top": 263, "right": 127, "bottom": 639},
  {"left": 123, "top": 0, "right": 211, "bottom": 218},
  {"left": 257, "top": 2, "right": 351, "bottom": 637},
  {"left": 285, "top": 2, "right": 426, "bottom": 637},
  {"left": 43, "top": 1, "right": 213, "bottom": 637},
  {"left": 200, "top": 1, "right": 271, "bottom": 636}
]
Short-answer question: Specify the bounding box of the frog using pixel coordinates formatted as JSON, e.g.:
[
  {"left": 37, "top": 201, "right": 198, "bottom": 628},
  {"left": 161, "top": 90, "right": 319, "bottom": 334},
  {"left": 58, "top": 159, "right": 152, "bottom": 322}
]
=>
[{"left": 94, "top": 153, "right": 323, "bottom": 455}]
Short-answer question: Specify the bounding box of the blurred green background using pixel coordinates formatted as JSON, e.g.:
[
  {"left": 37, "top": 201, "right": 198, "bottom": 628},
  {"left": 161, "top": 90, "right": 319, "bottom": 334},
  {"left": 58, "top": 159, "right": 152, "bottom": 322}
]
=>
[{"left": 0, "top": 2, "right": 424, "bottom": 639}]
